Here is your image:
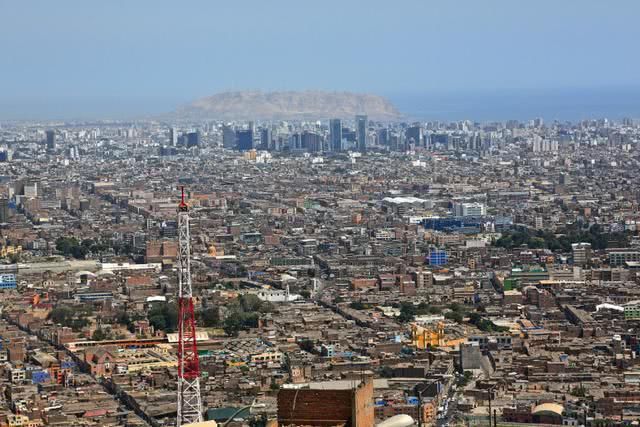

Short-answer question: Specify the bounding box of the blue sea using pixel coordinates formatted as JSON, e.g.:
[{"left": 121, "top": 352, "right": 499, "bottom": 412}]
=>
[{"left": 388, "top": 87, "right": 640, "bottom": 122}]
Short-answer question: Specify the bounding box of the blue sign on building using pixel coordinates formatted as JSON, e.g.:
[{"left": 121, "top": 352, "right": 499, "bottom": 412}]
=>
[
  {"left": 61, "top": 361, "right": 76, "bottom": 369},
  {"left": 406, "top": 396, "right": 420, "bottom": 405},
  {"left": 0, "top": 274, "right": 17, "bottom": 289},
  {"left": 32, "top": 371, "right": 51, "bottom": 384}
]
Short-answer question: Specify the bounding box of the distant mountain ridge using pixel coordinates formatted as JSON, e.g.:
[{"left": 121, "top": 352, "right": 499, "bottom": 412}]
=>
[{"left": 175, "top": 90, "right": 402, "bottom": 120}]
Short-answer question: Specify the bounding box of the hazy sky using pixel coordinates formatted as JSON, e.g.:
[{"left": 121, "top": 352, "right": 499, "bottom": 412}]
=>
[{"left": 1, "top": 0, "right": 639, "bottom": 119}]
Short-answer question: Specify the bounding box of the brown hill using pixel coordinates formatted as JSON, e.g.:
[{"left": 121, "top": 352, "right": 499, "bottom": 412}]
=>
[{"left": 175, "top": 90, "right": 402, "bottom": 121}]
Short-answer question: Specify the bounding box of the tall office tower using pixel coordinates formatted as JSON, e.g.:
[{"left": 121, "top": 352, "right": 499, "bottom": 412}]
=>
[
  {"left": 45, "top": 130, "right": 56, "bottom": 151},
  {"left": 356, "top": 114, "right": 367, "bottom": 152},
  {"left": 406, "top": 124, "right": 423, "bottom": 147},
  {"left": 482, "top": 133, "right": 493, "bottom": 151},
  {"left": 0, "top": 199, "right": 9, "bottom": 223},
  {"left": 301, "top": 131, "right": 322, "bottom": 152},
  {"left": 260, "top": 128, "right": 272, "bottom": 150},
  {"left": 222, "top": 125, "right": 236, "bottom": 149},
  {"left": 389, "top": 134, "right": 400, "bottom": 151},
  {"left": 289, "top": 133, "right": 302, "bottom": 151},
  {"left": 377, "top": 128, "right": 390, "bottom": 147},
  {"left": 423, "top": 131, "right": 432, "bottom": 150},
  {"left": 275, "top": 135, "right": 286, "bottom": 152},
  {"left": 248, "top": 121, "right": 256, "bottom": 147},
  {"left": 169, "top": 127, "right": 178, "bottom": 146},
  {"left": 329, "top": 119, "right": 342, "bottom": 152},
  {"left": 185, "top": 131, "right": 200, "bottom": 148},
  {"left": 471, "top": 133, "right": 482, "bottom": 151},
  {"left": 236, "top": 128, "right": 254, "bottom": 151}
]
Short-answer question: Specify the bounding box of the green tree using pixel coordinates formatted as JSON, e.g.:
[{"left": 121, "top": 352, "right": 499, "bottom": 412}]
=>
[
  {"left": 299, "top": 290, "right": 311, "bottom": 299},
  {"left": 398, "top": 303, "right": 416, "bottom": 323},
  {"left": 201, "top": 306, "right": 220, "bottom": 327},
  {"left": 48, "top": 307, "right": 74, "bottom": 325},
  {"left": 116, "top": 310, "right": 134, "bottom": 330},
  {"left": 224, "top": 311, "right": 243, "bottom": 337},
  {"left": 570, "top": 385, "right": 587, "bottom": 397},
  {"left": 414, "top": 302, "right": 441, "bottom": 315},
  {"left": 468, "top": 313, "right": 508, "bottom": 332},
  {"left": 469, "top": 312, "right": 482, "bottom": 325},
  {"left": 71, "top": 317, "right": 89, "bottom": 332},
  {"left": 448, "top": 302, "right": 463, "bottom": 313},
  {"left": 242, "top": 312, "right": 259, "bottom": 328},
  {"left": 56, "top": 237, "right": 80, "bottom": 257},
  {"left": 48, "top": 306, "right": 92, "bottom": 331},
  {"left": 92, "top": 329, "right": 108, "bottom": 341},
  {"left": 148, "top": 302, "right": 178, "bottom": 332},
  {"left": 149, "top": 313, "right": 166, "bottom": 331},
  {"left": 258, "top": 301, "right": 275, "bottom": 313},
  {"left": 457, "top": 370, "right": 473, "bottom": 386},
  {"left": 239, "top": 294, "right": 263, "bottom": 312},
  {"left": 220, "top": 294, "right": 274, "bottom": 335},
  {"left": 445, "top": 311, "right": 463, "bottom": 323},
  {"left": 349, "top": 301, "right": 366, "bottom": 310}
]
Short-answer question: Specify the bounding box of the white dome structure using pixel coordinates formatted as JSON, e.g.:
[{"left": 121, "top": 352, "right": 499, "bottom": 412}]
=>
[{"left": 376, "top": 414, "right": 415, "bottom": 427}]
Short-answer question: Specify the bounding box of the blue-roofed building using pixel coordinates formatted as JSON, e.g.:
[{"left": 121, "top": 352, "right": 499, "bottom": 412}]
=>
[{"left": 428, "top": 250, "right": 448, "bottom": 266}]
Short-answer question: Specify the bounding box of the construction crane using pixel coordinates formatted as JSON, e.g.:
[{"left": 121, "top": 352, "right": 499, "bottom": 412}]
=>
[{"left": 176, "top": 187, "right": 203, "bottom": 426}]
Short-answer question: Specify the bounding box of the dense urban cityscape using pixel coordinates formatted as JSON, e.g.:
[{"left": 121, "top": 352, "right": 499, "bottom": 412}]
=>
[
  {"left": 0, "top": 115, "right": 640, "bottom": 426},
  {"left": 4, "top": 0, "right": 640, "bottom": 425}
]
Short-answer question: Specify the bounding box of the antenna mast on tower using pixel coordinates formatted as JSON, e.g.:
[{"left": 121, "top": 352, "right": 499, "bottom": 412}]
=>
[{"left": 176, "top": 186, "right": 203, "bottom": 425}]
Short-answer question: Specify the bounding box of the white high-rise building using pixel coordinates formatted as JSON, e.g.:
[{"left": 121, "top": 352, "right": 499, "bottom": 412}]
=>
[{"left": 453, "top": 202, "right": 486, "bottom": 217}]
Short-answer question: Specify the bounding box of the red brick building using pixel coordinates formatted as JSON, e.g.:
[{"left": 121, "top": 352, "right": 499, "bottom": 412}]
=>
[{"left": 277, "top": 378, "right": 374, "bottom": 427}]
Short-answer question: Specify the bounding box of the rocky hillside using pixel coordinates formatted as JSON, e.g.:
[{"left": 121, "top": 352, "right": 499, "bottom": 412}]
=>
[{"left": 175, "top": 90, "right": 402, "bottom": 121}]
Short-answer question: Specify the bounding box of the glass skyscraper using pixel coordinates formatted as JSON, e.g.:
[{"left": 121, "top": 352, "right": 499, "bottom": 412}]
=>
[
  {"left": 329, "top": 118, "right": 342, "bottom": 152},
  {"left": 356, "top": 114, "right": 367, "bottom": 152}
]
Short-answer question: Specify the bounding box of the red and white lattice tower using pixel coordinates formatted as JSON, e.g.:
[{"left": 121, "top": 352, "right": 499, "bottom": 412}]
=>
[{"left": 176, "top": 187, "right": 203, "bottom": 426}]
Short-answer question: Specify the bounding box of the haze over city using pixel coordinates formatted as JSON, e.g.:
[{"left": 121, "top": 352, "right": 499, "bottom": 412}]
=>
[
  {"left": 2, "top": 0, "right": 640, "bottom": 120},
  {"left": 2, "top": 2, "right": 640, "bottom": 427}
]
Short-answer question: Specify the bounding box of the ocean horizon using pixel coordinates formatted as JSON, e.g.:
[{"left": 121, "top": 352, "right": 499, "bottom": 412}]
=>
[
  {"left": 388, "top": 86, "right": 640, "bottom": 122},
  {"left": 1, "top": 86, "right": 639, "bottom": 123}
]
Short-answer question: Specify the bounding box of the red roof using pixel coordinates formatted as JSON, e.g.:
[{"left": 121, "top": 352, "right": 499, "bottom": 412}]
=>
[{"left": 83, "top": 409, "right": 108, "bottom": 417}]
